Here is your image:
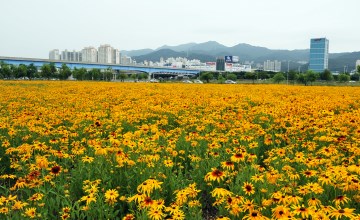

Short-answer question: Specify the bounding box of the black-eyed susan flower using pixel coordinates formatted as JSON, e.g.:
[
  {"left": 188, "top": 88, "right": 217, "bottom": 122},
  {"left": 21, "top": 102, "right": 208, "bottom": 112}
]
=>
[
  {"left": 242, "top": 182, "right": 255, "bottom": 195},
  {"left": 204, "top": 168, "right": 226, "bottom": 183},
  {"left": 329, "top": 207, "right": 355, "bottom": 219},
  {"left": 104, "top": 189, "right": 119, "bottom": 205}
]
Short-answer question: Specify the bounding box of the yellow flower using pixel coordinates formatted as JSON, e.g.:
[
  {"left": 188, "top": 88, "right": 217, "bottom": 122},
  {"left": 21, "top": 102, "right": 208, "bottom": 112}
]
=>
[
  {"left": 81, "top": 156, "right": 94, "bottom": 163},
  {"left": 204, "top": 168, "right": 226, "bottom": 182},
  {"left": 24, "top": 207, "right": 37, "bottom": 218},
  {"left": 104, "top": 189, "right": 119, "bottom": 205},
  {"left": 211, "top": 187, "right": 233, "bottom": 198},
  {"left": 242, "top": 182, "right": 255, "bottom": 195},
  {"left": 80, "top": 194, "right": 96, "bottom": 205}
]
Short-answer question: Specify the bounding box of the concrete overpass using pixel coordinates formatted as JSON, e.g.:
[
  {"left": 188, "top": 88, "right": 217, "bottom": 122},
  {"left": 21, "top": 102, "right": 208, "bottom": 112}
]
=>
[{"left": 0, "top": 56, "right": 200, "bottom": 75}]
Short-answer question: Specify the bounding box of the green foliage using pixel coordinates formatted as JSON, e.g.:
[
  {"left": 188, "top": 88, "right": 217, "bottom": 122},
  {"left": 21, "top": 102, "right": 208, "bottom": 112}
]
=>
[
  {"left": 118, "top": 73, "right": 127, "bottom": 82},
  {"left": 16, "top": 64, "right": 27, "bottom": 78},
  {"left": 138, "top": 73, "right": 148, "bottom": 80},
  {"left": 27, "top": 63, "right": 37, "bottom": 80},
  {"left": 245, "top": 72, "right": 256, "bottom": 80},
  {"left": 40, "top": 64, "right": 52, "bottom": 79},
  {"left": 272, "top": 72, "right": 285, "bottom": 84},
  {"left": 320, "top": 69, "right": 333, "bottom": 81},
  {"left": 89, "top": 69, "right": 102, "bottom": 80},
  {"left": 226, "top": 73, "right": 237, "bottom": 81},
  {"left": 257, "top": 71, "right": 270, "bottom": 80},
  {"left": 217, "top": 75, "right": 225, "bottom": 84},
  {"left": 59, "top": 64, "right": 72, "bottom": 80},
  {"left": 305, "top": 70, "right": 319, "bottom": 85},
  {"left": 103, "top": 68, "right": 113, "bottom": 81},
  {"left": 351, "top": 73, "right": 360, "bottom": 81},
  {"left": 72, "top": 68, "right": 87, "bottom": 80},
  {"left": 338, "top": 73, "right": 350, "bottom": 83},
  {"left": 287, "top": 70, "right": 299, "bottom": 81},
  {"left": 200, "top": 72, "right": 214, "bottom": 83},
  {"left": 0, "top": 63, "right": 12, "bottom": 78}
]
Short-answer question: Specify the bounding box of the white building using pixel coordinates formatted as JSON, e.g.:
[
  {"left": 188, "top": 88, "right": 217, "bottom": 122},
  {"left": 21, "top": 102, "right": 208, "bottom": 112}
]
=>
[
  {"left": 61, "top": 50, "right": 82, "bottom": 62},
  {"left": 81, "top": 47, "right": 98, "bottom": 63},
  {"left": 112, "top": 49, "right": 120, "bottom": 64},
  {"left": 263, "top": 60, "right": 281, "bottom": 72},
  {"left": 49, "top": 49, "right": 60, "bottom": 60},
  {"left": 356, "top": 60, "right": 360, "bottom": 69},
  {"left": 98, "top": 44, "right": 113, "bottom": 64},
  {"left": 121, "top": 55, "right": 132, "bottom": 65}
]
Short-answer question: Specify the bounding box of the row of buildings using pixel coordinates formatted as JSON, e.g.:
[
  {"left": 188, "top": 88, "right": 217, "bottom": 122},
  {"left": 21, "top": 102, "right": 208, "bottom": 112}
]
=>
[
  {"left": 49, "top": 45, "right": 134, "bottom": 65},
  {"left": 48, "top": 38, "right": 359, "bottom": 73}
]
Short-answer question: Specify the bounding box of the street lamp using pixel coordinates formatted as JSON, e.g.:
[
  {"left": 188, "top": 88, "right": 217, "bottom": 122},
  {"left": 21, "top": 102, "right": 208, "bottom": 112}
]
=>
[{"left": 287, "top": 60, "right": 290, "bottom": 85}]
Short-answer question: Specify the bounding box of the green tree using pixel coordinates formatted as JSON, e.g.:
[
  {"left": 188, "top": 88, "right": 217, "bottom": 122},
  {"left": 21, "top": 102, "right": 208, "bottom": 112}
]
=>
[
  {"left": 226, "top": 73, "right": 237, "bottom": 81},
  {"left": 257, "top": 71, "right": 270, "bottom": 80},
  {"left": 59, "top": 64, "right": 72, "bottom": 80},
  {"left": 130, "top": 74, "right": 137, "bottom": 82},
  {"left": 78, "top": 68, "right": 87, "bottom": 80},
  {"left": 0, "top": 63, "right": 11, "bottom": 79},
  {"left": 49, "top": 63, "right": 57, "bottom": 78},
  {"left": 305, "top": 70, "right": 318, "bottom": 85},
  {"left": 245, "top": 72, "right": 256, "bottom": 83},
  {"left": 218, "top": 74, "right": 225, "bottom": 84},
  {"left": 139, "top": 73, "right": 149, "bottom": 81},
  {"left": 103, "top": 68, "right": 113, "bottom": 81},
  {"left": 297, "top": 74, "right": 307, "bottom": 85},
  {"left": 320, "top": 69, "right": 333, "bottom": 82},
  {"left": 351, "top": 73, "right": 360, "bottom": 81},
  {"left": 118, "top": 73, "right": 127, "bottom": 82},
  {"left": 357, "top": 65, "right": 360, "bottom": 74},
  {"left": 272, "top": 72, "right": 285, "bottom": 84},
  {"left": 27, "top": 64, "right": 37, "bottom": 80},
  {"left": 40, "top": 64, "right": 52, "bottom": 79},
  {"left": 16, "top": 64, "right": 27, "bottom": 79},
  {"left": 89, "top": 69, "right": 101, "bottom": 80},
  {"left": 338, "top": 73, "right": 350, "bottom": 83},
  {"left": 200, "top": 72, "right": 214, "bottom": 83}
]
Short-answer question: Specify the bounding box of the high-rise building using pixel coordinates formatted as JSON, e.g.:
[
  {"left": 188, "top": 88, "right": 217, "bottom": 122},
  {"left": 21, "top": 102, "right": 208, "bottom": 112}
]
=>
[
  {"left": 112, "top": 49, "right": 120, "bottom": 64},
  {"left": 98, "top": 44, "right": 113, "bottom": 64},
  {"left": 216, "top": 58, "right": 225, "bottom": 71},
  {"left": 61, "top": 50, "right": 82, "bottom": 62},
  {"left": 81, "top": 47, "right": 98, "bottom": 63},
  {"left": 263, "top": 60, "right": 281, "bottom": 72},
  {"left": 309, "top": 38, "right": 329, "bottom": 72},
  {"left": 49, "top": 49, "right": 60, "bottom": 60}
]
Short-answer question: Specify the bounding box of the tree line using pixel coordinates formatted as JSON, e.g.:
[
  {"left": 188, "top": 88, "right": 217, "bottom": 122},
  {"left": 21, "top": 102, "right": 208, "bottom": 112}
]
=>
[
  {"left": 200, "top": 66, "right": 360, "bottom": 85},
  {"left": 0, "top": 62, "right": 149, "bottom": 81}
]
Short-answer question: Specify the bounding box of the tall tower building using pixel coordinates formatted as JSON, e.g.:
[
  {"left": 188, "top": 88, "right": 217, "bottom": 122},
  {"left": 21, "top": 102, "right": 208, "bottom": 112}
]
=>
[
  {"left": 309, "top": 38, "right": 329, "bottom": 72},
  {"left": 112, "top": 49, "right": 120, "bottom": 64},
  {"left": 98, "top": 44, "right": 113, "bottom": 64},
  {"left": 81, "top": 47, "right": 98, "bottom": 63},
  {"left": 216, "top": 58, "right": 225, "bottom": 71}
]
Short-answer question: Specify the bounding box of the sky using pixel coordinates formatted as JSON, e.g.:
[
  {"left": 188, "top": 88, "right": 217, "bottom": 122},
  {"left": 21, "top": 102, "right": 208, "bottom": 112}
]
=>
[{"left": 0, "top": 0, "right": 359, "bottom": 58}]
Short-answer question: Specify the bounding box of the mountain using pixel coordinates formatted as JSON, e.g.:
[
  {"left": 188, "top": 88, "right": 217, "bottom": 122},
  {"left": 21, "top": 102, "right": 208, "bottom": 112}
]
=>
[
  {"left": 133, "top": 49, "right": 216, "bottom": 63},
  {"left": 156, "top": 43, "right": 197, "bottom": 52},
  {"left": 128, "top": 41, "right": 360, "bottom": 71},
  {"left": 329, "top": 52, "right": 360, "bottom": 72},
  {"left": 120, "top": 49, "right": 154, "bottom": 57}
]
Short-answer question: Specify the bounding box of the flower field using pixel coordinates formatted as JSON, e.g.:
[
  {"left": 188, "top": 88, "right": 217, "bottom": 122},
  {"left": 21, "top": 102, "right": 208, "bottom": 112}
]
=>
[{"left": 1, "top": 81, "right": 360, "bottom": 219}]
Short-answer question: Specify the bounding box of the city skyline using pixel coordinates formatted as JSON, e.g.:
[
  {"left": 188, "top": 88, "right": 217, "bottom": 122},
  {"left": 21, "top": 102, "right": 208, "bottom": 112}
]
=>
[{"left": 1, "top": 0, "right": 360, "bottom": 59}]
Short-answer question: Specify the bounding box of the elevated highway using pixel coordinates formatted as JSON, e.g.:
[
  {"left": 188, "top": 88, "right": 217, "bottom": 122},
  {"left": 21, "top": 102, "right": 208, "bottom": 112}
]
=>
[{"left": 0, "top": 56, "right": 200, "bottom": 75}]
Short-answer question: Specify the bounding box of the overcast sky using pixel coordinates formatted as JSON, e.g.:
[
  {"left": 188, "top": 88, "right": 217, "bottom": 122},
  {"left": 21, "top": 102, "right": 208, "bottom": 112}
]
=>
[{"left": 1, "top": 0, "right": 359, "bottom": 58}]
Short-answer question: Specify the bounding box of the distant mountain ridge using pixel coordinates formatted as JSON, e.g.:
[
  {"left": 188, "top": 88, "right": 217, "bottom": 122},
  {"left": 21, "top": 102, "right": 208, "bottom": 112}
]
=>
[{"left": 121, "top": 41, "right": 360, "bottom": 71}]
